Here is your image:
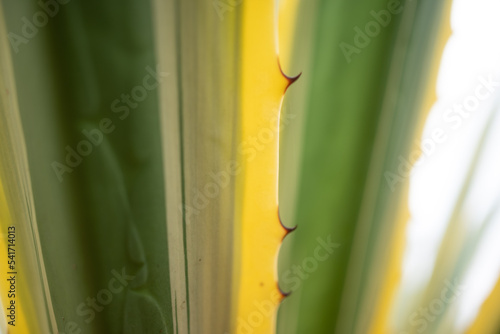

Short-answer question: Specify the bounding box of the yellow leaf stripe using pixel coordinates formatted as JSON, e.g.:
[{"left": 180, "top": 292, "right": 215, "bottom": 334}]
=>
[{"left": 235, "top": 1, "right": 299, "bottom": 333}]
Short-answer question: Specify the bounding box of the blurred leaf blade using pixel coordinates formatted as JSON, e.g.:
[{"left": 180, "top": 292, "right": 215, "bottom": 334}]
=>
[
  {"left": 0, "top": 5, "right": 56, "bottom": 333},
  {"left": 2, "top": 0, "right": 173, "bottom": 332}
]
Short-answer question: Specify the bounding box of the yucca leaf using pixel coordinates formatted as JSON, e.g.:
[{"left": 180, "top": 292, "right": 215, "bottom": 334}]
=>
[
  {"left": 277, "top": 1, "right": 449, "bottom": 333},
  {"left": 3, "top": 0, "right": 297, "bottom": 333},
  {"left": 152, "top": 0, "right": 240, "bottom": 332},
  {"left": 2, "top": 0, "right": 172, "bottom": 332},
  {"left": 0, "top": 7, "right": 55, "bottom": 333}
]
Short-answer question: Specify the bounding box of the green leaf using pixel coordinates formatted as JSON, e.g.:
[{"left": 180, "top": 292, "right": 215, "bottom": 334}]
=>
[{"left": 278, "top": 0, "right": 449, "bottom": 333}]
